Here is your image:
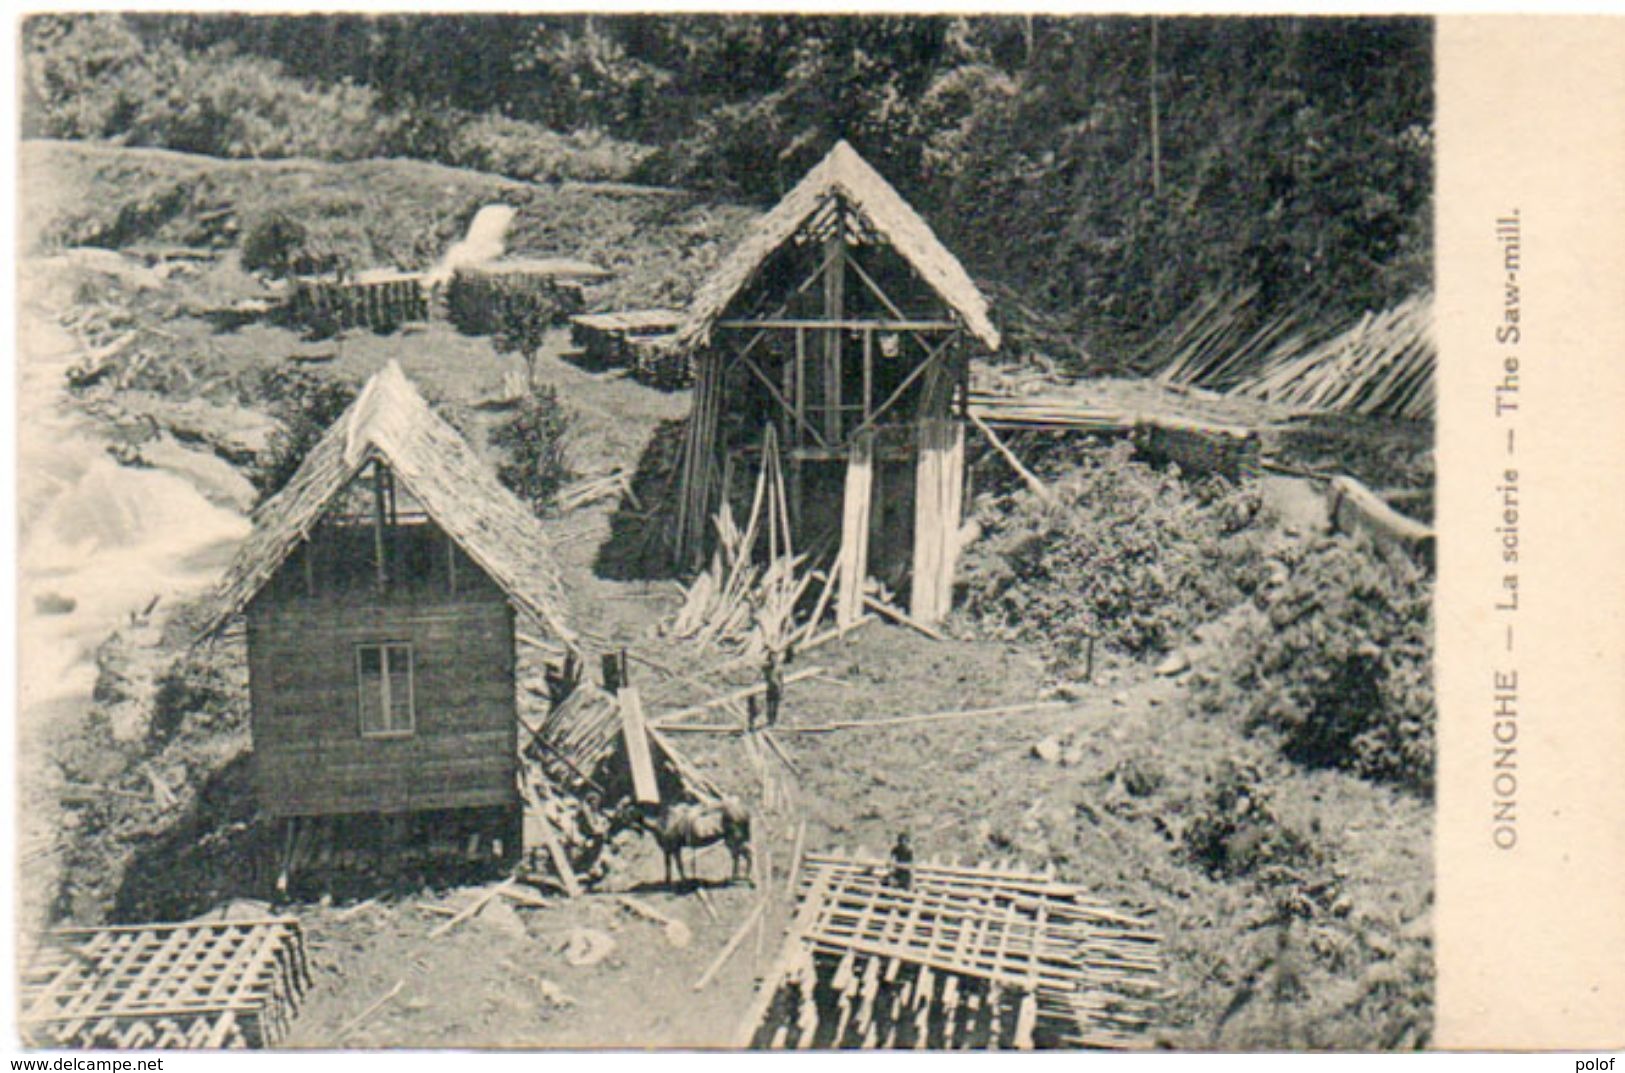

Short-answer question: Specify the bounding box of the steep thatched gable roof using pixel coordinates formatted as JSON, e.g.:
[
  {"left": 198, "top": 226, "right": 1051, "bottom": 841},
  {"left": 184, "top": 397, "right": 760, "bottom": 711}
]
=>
[
  {"left": 201, "top": 361, "right": 573, "bottom": 643},
  {"left": 669, "top": 140, "right": 1000, "bottom": 355}
]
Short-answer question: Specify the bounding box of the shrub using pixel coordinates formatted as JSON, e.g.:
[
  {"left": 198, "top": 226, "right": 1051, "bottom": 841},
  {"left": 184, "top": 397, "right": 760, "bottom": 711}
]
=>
[
  {"left": 490, "top": 388, "right": 573, "bottom": 513},
  {"left": 250, "top": 368, "right": 357, "bottom": 500},
  {"left": 1195, "top": 538, "right": 1434, "bottom": 796},
  {"left": 958, "top": 440, "right": 1267, "bottom": 667},
  {"left": 150, "top": 652, "right": 244, "bottom": 748},
  {"left": 240, "top": 212, "right": 307, "bottom": 277}
]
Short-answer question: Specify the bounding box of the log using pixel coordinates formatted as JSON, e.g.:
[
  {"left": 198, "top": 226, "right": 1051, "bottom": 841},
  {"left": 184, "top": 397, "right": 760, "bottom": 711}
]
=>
[
  {"left": 332, "top": 980, "right": 404, "bottom": 1043},
  {"left": 969, "top": 411, "right": 1054, "bottom": 505},
  {"left": 429, "top": 878, "right": 518, "bottom": 940},
  {"left": 785, "top": 700, "right": 1067, "bottom": 735},
  {"left": 862, "top": 596, "right": 946, "bottom": 642}
]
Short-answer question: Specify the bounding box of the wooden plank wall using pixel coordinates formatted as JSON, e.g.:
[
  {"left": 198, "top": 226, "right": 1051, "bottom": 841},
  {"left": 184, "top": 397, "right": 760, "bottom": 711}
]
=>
[{"left": 246, "top": 555, "right": 518, "bottom": 817}]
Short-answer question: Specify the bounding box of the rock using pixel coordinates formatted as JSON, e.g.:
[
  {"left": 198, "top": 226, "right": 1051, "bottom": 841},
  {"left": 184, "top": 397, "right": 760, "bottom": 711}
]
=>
[
  {"left": 537, "top": 979, "right": 576, "bottom": 1008},
  {"left": 1112, "top": 693, "right": 1129, "bottom": 707},
  {"left": 1031, "top": 736, "right": 1064, "bottom": 764},
  {"left": 1147, "top": 696, "right": 1162, "bottom": 708},
  {"left": 1155, "top": 651, "right": 1191, "bottom": 677},
  {"left": 1059, "top": 746, "right": 1085, "bottom": 768},
  {"left": 33, "top": 591, "right": 76, "bottom": 616},
  {"left": 561, "top": 927, "right": 616, "bottom": 967},
  {"left": 479, "top": 897, "right": 529, "bottom": 940}
]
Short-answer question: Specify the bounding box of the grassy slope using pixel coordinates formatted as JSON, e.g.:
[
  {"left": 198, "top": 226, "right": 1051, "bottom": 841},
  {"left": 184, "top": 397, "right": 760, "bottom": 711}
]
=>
[{"left": 22, "top": 139, "right": 757, "bottom": 310}]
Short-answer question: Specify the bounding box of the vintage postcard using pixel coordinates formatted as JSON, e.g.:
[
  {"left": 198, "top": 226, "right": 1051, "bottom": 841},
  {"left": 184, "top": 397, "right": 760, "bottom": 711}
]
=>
[{"left": 7, "top": 10, "right": 1621, "bottom": 1056}]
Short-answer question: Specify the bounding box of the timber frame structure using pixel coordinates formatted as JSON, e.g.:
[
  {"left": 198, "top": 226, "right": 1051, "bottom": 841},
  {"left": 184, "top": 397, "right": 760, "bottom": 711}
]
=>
[{"left": 669, "top": 141, "right": 1000, "bottom": 623}]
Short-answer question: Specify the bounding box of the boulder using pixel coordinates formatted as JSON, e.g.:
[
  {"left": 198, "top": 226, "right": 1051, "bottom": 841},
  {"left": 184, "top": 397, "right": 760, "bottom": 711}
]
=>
[{"left": 1155, "top": 650, "right": 1191, "bottom": 677}]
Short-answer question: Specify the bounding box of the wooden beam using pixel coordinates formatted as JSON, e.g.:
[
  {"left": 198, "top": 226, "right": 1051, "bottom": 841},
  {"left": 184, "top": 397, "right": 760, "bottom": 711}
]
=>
[
  {"left": 968, "top": 411, "right": 1054, "bottom": 505},
  {"left": 618, "top": 687, "right": 660, "bottom": 806},
  {"left": 824, "top": 222, "right": 846, "bottom": 444},
  {"left": 738, "top": 350, "right": 826, "bottom": 448},
  {"left": 718, "top": 318, "right": 958, "bottom": 332},
  {"left": 849, "top": 334, "right": 954, "bottom": 438}
]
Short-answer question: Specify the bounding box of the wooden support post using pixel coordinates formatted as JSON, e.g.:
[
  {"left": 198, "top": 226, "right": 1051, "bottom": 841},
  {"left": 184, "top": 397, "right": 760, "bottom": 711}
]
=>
[
  {"left": 910, "top": 420, "right": 965, "bottom": 625},
  {"left": 836, "top": 432, "right": 874, "bottom": 628},
  {"left": 862, "top": 327, "right": 874, "bottom": 425},
  {"left": 371, "top": 460, "right": 388, "bottom": 590},
  {"left": 823, "top": 222, "right": 846, "bottom": 443}
]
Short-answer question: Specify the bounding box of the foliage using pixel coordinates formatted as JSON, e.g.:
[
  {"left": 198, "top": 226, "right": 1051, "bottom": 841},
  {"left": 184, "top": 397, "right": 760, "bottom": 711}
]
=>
[
  {"left": 958, "top": 440, "right": 1267, "bottom": 666},
  {"left": 150, "top": 651, "right": 245, "bottom": 748},
  {"left": 240, "top": 212, "right": 307, "bottom": 277},
  {"left": 250, "top": 368, "right": 357, "bottom": 501},
  {"left": 490, "top": 388, "right": 574, "bottom": 513},
  {"left": 1194, "top": 538, "right": 1434, "bottom": 796},
  {"left": 25, "top": 13, "right": 1433, "bottom": 354},
  {"left": 443, "top": 114, "right": 653, "bottom": 184}
]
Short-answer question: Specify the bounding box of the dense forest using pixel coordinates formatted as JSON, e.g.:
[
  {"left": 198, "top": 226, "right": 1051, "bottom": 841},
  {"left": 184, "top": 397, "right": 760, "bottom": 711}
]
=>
[{"left": 22, "top": 13, "right": 1433, "bottom": 360}]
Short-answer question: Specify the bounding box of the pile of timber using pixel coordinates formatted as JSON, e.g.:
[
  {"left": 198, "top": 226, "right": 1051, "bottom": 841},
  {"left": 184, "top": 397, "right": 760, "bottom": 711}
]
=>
[
  {"left": 738, "top": 852, "right": 1162, "bottom": 1050},
  {"left": 20, "top": 918, "right": 309, "bottom": 1049},
  {"left": 447, "top": 258, "right": 607, "bottom": 335},
  {"left": 671, "top": 424, "right": 810, "bottom": 655},
  {"left": 569, "top": 309, "right": 683, "bottom": 382},
  {"left": 285, "top": 270, "right": 429, "bottom": 333},
  {"left": 1230, "top": 293, "right": 1435, "bottom": 420},
  {"left": 524, "top": 680, "right": 725, "bottom": 805},
  {"left": 968, "top": 391, "right": 1261, "bottom": 480}
]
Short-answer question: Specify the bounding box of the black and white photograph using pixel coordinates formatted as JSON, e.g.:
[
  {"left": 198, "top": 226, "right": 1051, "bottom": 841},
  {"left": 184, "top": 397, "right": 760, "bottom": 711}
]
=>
[{"left": 13, "top": 9, "right": 1459, "bottom": 1053}]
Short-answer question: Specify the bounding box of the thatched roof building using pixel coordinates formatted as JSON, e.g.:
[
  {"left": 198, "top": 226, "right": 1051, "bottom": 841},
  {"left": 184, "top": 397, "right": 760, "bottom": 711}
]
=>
[
  {"left": 203, "top": 361, "right": 572, "bottom": 642},
  {"left": 668, "top": 140, "right": 999, "bottom": 357},
  {"left": 670, "top": 140, "right": 999, "bottom": 624}
]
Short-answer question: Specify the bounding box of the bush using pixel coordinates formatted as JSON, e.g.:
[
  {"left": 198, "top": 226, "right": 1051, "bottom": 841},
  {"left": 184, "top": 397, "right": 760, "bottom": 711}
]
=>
[
  {"left": 250, "top": 368, "right": 357, "bottom": 500},
  {"left": 150, "top": 652, "right": 244, "bottom": 748},
  {"left": 1196, "top": 538, "right": 1434, "bottom": 796},
  {"left": 240, "top": 212, "right": 307, "bottom": 277},
  {"left": 490, "top": 388, "right": 573, "bottom": 512},
  {"left": 958, "top": 440, "right": 1266, "bottom": 667}
]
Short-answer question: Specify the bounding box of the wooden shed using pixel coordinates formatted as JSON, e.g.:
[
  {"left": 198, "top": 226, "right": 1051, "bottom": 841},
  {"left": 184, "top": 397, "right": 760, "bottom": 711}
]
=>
[
  {"left": 668, "top": 140, "right": 1000, "bottom": 622},
  {"left": 202, "top": 362, "right": 574, "bottom": 819}
]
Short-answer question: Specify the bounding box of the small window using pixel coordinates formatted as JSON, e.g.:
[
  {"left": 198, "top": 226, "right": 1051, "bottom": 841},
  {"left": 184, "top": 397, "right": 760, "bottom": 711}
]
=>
[{"left": 357, "top": 643, "right": 414, "bottom": 737}]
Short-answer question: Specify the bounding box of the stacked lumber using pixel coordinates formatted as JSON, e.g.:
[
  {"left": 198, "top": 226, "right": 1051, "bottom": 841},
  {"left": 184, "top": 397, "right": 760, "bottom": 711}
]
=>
[
  {"left": 571, "top": 310, "right": 682, "bottom": 365},
  {"left": 739, "top": 852, "right": 1162, "bottom": 1049},
  {"left": 1229, "top": 293, "right": 1435, "bottom": 419},
  {"left": 286, "top": 271, "right": 429, "bottom": 333},
  {"left": 967, "top": 391, "right": 1133, "bottom": 433},
  {"left": 447, "top": 259, "right": 599, "bottom": 335},
  {"left": 628, "top": 334, "right": 689, "bottom": 389},
  {"left": 20, "top": 918, "right": 309, "bottom": 1049}
]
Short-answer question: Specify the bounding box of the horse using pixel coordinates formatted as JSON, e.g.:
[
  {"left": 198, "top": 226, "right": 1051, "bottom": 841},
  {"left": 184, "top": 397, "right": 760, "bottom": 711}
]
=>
[{"left": 609, "top": 797, "right": 753, "bottom": 888}]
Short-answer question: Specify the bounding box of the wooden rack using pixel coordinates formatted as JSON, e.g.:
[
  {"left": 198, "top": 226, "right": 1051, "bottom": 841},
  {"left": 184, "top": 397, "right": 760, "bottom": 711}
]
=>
[
  {"left": 740, "top": 852, "right": 1162, "bottom": 1049},
  {"left": 20, "top": 918, "right": 309, "bottom": 1049}
]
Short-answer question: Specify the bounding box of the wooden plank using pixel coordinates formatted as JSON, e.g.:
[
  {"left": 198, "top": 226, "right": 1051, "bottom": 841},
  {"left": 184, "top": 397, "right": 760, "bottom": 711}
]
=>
[
  {"left": 718, "top": 318, "right": 958, "bottom": 332},
  {"left": 836, "top": 433, "right": 874, "bottom": 628},
  {"left": 617, "top": 687, "right": 660, "bottom": 806}
]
